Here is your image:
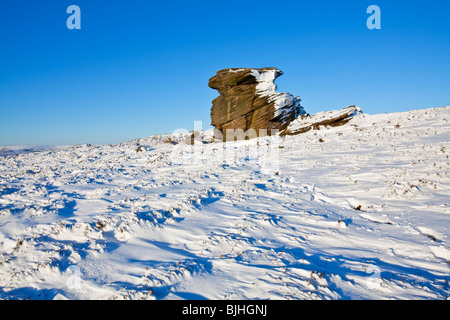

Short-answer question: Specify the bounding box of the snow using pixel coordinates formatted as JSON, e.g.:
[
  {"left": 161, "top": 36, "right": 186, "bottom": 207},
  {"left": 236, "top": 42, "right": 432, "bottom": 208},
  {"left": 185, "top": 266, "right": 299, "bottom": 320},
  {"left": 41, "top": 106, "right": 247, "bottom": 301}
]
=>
[
  {"left": 0, "top": 145, "right": 70, "bottom": 156},
  {"left": 0, "top": 106, "right": 449, "bottom": 300},
  {"left": 251, "top": 69, "right": 279, "bottom": 96},
  {"left": 251, "top": 68, "right": 305, "bottom": 121}
]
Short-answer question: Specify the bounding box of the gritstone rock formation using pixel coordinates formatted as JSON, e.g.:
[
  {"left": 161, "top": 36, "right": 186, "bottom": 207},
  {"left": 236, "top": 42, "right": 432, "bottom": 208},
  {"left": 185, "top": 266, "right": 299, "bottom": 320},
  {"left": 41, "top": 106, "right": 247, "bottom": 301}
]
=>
[{"left": 208, "top": 68, "right": 305, "bottom": 139}]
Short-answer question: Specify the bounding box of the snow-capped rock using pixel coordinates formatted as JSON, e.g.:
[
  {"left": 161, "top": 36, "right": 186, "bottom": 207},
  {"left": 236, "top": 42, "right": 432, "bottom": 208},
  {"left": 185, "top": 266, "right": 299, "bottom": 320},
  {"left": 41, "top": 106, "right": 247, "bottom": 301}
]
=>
[{"left": 208, "top": 68, "right": 305, "bottom": 139}]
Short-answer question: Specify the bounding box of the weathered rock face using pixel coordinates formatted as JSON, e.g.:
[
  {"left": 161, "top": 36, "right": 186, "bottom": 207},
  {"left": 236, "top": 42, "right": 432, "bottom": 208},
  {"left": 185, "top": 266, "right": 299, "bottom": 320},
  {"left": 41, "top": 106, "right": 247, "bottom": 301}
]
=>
[{"left": 209, "top": 68, "right": 305, "bottom": 139}]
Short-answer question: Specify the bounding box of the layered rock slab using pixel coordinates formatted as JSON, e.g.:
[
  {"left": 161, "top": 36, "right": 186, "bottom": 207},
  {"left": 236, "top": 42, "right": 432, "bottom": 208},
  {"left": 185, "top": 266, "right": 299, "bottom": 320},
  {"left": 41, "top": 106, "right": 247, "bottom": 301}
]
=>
[{"left": 281, "top": 106, "right": 362, "bottom": 136}]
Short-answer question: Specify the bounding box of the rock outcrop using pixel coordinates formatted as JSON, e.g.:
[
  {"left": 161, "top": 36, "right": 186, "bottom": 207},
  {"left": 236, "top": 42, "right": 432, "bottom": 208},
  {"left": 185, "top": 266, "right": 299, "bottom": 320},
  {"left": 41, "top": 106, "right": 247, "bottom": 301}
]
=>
[
  {"left": 209, "top": 68, "right": 305, "bottom": 139},
  {"left": 280, "top": 106, "right": 362, "bottom": 136}
]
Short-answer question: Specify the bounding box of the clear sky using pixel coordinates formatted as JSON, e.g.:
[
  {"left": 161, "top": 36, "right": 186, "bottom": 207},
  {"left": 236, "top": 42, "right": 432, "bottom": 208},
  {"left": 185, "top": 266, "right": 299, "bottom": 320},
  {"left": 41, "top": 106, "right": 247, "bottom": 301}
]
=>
[{"left": 1, "top": 0, "right": 449, "bottom": 145}]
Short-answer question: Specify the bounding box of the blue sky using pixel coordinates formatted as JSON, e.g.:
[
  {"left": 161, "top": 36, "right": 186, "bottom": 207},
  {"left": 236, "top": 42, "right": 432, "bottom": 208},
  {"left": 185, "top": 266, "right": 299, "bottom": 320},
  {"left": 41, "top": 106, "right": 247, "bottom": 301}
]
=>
[{"left": 1, "top": 0, "right": 449, "bottom": 145}]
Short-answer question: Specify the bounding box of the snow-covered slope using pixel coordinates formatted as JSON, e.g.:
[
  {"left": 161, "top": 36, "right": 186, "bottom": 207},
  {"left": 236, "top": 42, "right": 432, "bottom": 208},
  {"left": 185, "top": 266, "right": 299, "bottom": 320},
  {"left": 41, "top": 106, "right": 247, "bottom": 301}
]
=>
[{"left": 0, "top": 107, "right": 449, "bottom": 300}]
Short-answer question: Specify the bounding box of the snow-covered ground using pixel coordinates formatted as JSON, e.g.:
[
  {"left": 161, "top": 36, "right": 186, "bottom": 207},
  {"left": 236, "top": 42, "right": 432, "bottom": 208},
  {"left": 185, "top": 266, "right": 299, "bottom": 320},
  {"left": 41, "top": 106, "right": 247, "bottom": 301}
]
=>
[
  {"left": 0, "top": 145, "right": 70, "bottom": 157},
  {"left": 0, "top": 107, "right": 449, "bottom": 300}
]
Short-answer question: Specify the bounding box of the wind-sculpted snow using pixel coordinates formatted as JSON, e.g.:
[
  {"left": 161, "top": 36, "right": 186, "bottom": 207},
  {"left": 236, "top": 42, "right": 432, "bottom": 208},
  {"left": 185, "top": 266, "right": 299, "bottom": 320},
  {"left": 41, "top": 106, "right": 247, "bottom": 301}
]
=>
[{"left": 0, "top": 107, "right": 449, "bottom": 300}]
